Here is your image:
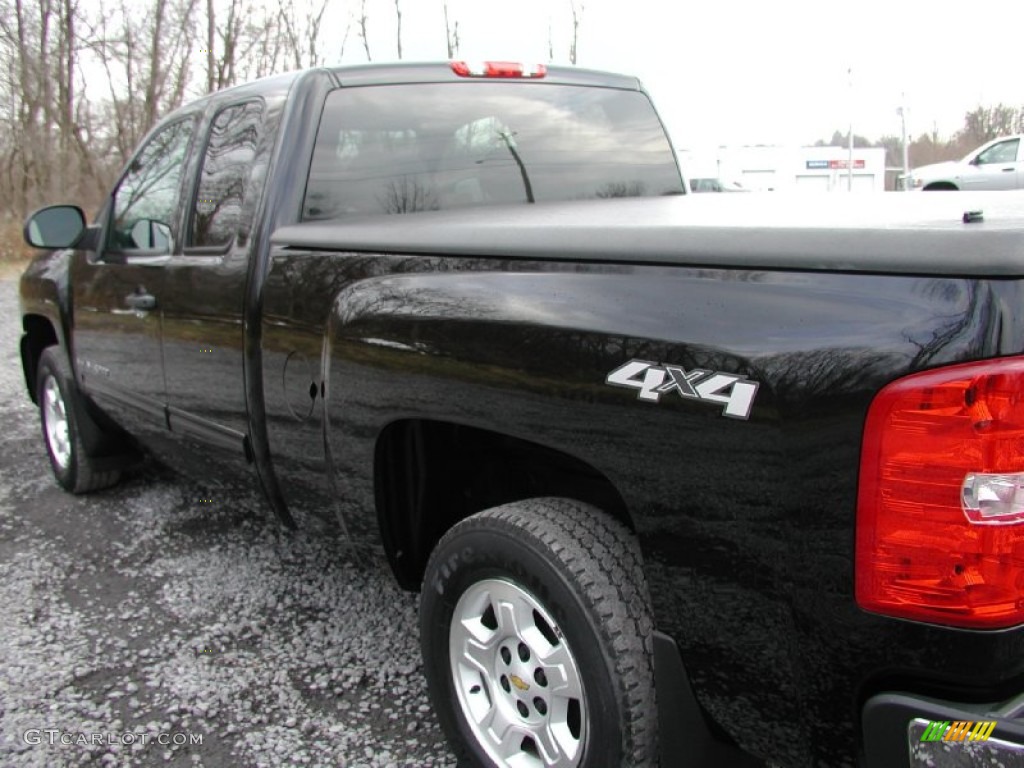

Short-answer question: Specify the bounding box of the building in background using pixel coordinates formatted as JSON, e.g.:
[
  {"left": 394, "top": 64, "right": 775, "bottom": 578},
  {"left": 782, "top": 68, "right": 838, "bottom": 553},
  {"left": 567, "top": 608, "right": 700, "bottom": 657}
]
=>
[{"left": 679, "top": 146, "right": 887, "bottom": 192}]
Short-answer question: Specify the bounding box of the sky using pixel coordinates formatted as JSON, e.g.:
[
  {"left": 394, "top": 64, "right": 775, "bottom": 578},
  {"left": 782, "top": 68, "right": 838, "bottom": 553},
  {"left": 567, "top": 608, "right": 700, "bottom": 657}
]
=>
[{"left": 313, "top": 0, "right": 1024, "bottom": 152}]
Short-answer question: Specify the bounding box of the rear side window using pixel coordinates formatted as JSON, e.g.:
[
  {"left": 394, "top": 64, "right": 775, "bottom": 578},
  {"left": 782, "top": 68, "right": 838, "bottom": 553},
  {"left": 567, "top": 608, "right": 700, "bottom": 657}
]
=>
[
  {"left": 191, "top": 101, "right": 263, "bottom": 248},
  {"left": 303, "top": 82, "right": 682, "bottom": 220}
]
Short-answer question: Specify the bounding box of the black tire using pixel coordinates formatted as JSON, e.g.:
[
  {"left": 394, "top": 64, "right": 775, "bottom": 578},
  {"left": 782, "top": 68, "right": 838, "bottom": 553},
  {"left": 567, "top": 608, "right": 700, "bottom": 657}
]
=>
[
  {"left": 36, "top": 347, "right": 121, "bottom": 493},
  {"left": 420, "top": 497, "right": 656, "bottom": 768}
]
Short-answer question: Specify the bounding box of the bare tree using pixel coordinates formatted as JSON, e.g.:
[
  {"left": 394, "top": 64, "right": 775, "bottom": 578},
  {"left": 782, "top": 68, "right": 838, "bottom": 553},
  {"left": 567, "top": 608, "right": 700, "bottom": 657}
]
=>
[
  {"left": 14, "top": 0, "right": 54, "bottom": 207},
  {"left": 56, "top": 0, "right": 74, "bottom": 154},
  {"left": 56, "top": 0, "right": 108, "bottom": 201},
  {"left": 358, "top": 0, "right": 371, "bottom": 61},
  {"left": 203, "top": 0, "right": 262, "bottom": 91},
  {"left": 394, "top": 0, "right": 402, "bottom": 59},
  {"left": 89, "top": 0, "right": 199, "bottom": 160},
  {"left": 304, "top": 0, "right": 329, "bottom": 67},
  {"left": 277, "top": 7, "right": 302, "bottom": 70},
  {"left": 205, "top": 0, "right": 215, "bottom": 92},
  {"left": 244, "top": 1, "right": 288, "bottom": 80},
  {"left": 3, "top": 0, "right": 53, "bottom": 212},
  {"left": 0, "top": 0, "right": 103, "bottom": 213},
  {"left": 143, "top": 0, "right": 198, "bottom": 131},
  {"left": 208, "top": 0, "right": 266, "bottom": 91},
  {"left": 443, "top": 0, "right": 458, "bottom": 58},
  {"left": 568, "top": 0, "right": 583, "bottom": 65},
  {"left": 959, "top": 104, "right": 1022, "bottom": 147},
  {"left": 337, "top": 14, "right": 352, "bottom": 61}
]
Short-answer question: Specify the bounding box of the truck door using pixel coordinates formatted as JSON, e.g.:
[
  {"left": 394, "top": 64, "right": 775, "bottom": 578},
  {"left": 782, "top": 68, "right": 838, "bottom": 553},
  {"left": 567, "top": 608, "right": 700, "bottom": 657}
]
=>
[
  {"left": 72, "top": 117, "right": 196, "bottom": 439},
  {"left": 961, "top": 137, "right": 1021, "bottom": 190},
  {"left": 160, "top": 100, "right": 265, "bottom": 468}
]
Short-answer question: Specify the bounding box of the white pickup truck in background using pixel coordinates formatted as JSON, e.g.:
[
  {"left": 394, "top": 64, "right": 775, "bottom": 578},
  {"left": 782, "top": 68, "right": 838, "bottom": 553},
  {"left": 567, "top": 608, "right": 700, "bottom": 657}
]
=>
[{"left": 906, "top": 133, "right": 1023, "bottom": 190}]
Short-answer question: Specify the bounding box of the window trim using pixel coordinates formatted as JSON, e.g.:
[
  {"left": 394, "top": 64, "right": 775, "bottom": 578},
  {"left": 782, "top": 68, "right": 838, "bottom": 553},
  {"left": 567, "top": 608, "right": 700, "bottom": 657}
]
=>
[{"left": 184, "top": 97, "right": 265, "bottom": 256}]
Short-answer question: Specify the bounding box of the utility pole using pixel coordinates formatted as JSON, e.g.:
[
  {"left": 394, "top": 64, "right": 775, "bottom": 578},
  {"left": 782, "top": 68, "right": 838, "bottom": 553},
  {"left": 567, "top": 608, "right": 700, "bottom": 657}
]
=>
[{"left": 898, "top": 97, "right": 910, "bottom": 191}]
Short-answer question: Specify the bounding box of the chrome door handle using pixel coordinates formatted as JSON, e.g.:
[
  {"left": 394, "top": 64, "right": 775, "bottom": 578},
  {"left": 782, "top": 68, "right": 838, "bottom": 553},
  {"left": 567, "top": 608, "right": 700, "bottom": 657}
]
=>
[{"left": 124, "top": 293, "right": 157, "bottom": 311}]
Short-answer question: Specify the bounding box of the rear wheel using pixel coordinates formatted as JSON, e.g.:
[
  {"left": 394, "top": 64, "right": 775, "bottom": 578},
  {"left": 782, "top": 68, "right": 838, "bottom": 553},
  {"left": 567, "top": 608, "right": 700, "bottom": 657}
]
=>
[
  {"left": 36, "top": 347, "right": 121, "bottom": 493},
  {"left": 420, "top": 497, "right": 656, "bottom": 767}
]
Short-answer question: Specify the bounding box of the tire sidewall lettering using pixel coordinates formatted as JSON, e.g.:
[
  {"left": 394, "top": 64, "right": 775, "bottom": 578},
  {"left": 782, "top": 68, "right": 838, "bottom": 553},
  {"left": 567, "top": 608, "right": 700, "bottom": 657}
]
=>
[{"left": 431, "top": 545, "right": 478, "bottom": 596}]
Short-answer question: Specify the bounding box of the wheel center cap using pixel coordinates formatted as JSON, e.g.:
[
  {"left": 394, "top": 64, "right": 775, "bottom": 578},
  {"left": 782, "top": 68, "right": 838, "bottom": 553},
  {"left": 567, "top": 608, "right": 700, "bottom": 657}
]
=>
[{"left": 509, "top": 674, "right": 530, "bottom": 692}]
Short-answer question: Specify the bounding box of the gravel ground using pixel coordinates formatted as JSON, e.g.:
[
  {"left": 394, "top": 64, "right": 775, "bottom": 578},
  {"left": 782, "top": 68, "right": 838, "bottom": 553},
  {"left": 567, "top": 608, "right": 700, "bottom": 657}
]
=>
[
  {"left": 3, "top": 269, "right": 1020, "bottom": 768},
  {"left": 0, "top": 274, "right": 455, "bottom": 767}
]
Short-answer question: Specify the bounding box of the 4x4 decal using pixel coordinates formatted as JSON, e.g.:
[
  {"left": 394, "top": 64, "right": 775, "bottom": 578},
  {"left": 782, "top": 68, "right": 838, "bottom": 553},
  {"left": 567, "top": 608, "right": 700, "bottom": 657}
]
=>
[{"left": 605, "top": 360, "right": 759, "bottom": 420}]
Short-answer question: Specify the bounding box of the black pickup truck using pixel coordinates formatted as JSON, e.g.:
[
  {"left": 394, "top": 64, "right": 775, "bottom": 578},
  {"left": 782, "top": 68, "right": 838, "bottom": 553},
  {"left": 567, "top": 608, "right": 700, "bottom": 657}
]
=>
[{"left": 17, "top": 61, "right": 1024, "bottom": 768}]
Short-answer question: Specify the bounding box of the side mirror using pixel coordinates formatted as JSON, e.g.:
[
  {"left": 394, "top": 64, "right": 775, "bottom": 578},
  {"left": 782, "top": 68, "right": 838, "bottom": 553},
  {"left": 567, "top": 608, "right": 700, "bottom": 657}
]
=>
[
  {"left": 129, "top": 219, "right": 172, "bottom": 251},
  {"left": 23, "top": 205, "right": 86, "bottom": 249}
]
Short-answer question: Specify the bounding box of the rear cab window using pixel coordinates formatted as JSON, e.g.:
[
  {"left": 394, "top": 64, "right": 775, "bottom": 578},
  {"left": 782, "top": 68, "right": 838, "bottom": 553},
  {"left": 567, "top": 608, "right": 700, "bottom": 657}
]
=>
[{"left": 303, "top": 82, "right": 683, "bottom": 221}]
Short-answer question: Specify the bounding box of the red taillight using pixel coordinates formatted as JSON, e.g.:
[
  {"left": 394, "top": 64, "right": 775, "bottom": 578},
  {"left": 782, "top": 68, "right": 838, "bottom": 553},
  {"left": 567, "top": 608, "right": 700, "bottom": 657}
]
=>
[
  {"left": 450, "top": 61, "right": 547, "bottom": 79},
  {"left": 856, "top": 357, "right": 1024, "bottom": 629}
]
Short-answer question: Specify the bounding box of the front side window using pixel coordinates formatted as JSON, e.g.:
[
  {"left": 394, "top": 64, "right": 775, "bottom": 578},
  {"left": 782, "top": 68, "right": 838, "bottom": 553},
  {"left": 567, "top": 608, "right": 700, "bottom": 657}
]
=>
[
  {"left": 976, "top": 139, "right": 1019, "bottom": 165},
  {"left": 108, "top": 119, "right": 194, "bottom": 254},
  {"left": 303, "top": 82, "right": 683, "bottom": 221},
  {"left": 192, "top": 101, "right": 264, "bottom": 248}
]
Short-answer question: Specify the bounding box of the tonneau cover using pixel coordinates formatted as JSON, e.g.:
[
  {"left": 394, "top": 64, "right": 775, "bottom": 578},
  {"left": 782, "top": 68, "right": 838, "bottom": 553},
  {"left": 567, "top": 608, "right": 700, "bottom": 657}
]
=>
[{"left": 272, "top": 191, "right": 1024, "bottom": 277}]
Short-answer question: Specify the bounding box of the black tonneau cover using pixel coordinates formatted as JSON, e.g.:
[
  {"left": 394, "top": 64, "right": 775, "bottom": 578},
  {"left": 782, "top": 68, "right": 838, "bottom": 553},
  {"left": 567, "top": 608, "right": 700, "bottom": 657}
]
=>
[{"left": 272, "top": 192, "right": 1024, "bottom": 277}]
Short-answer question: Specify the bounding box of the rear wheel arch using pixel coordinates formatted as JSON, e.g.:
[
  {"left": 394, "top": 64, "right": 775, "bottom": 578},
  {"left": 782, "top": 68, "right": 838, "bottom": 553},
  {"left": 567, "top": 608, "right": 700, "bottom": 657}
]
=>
[
  {"left": 922, "top": 181, "right": 958, "bottom": 191},
  {"left": 374, "top": 419, "right": 635, "bottom": 591}
]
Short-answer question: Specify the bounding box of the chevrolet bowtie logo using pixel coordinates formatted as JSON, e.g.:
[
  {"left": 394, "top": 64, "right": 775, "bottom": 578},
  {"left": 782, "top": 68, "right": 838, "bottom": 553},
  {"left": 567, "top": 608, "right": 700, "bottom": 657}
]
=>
[{"left": 509, "top": 674, "right": 530, "bottom": 692}]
